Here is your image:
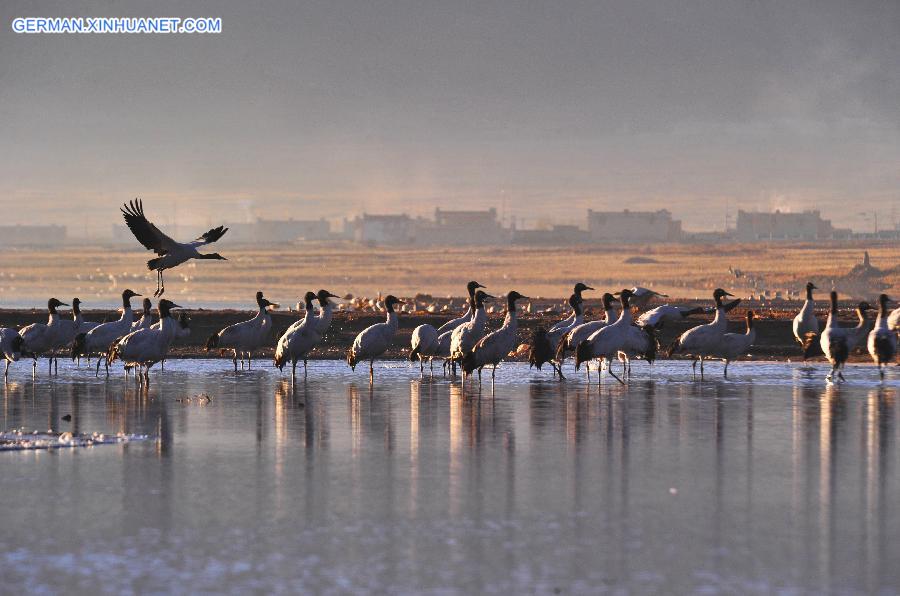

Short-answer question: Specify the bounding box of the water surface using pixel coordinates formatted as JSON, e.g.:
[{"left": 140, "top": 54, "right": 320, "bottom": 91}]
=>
[{"left": 1, "top": 360, "right": 898, "bottom": 593}]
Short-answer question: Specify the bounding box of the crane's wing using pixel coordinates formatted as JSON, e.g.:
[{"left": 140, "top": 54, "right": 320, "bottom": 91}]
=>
[
  {"left": 190, "top": 225, "right": 229, "bottom": 247},
  {"left": 120, "top": 199, "right": 177, "bottom": 255}
]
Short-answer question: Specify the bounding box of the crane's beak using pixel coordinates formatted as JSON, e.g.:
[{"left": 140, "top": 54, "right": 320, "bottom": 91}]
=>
[
  {"left": 482, "top": 293, "right": 495, "bottom": 300},
  {"left": 170, "top": 303, "right": 183, "bottom": 309},
  {"left": 59, "top": 302, "right": 70, "bottom": 306},
  {"left": 585, "top": 286, "right": 595, "bottom": 291},
  {"left": 326, "top": 292, "right": 341, "bottom": 299},
  {"left": 724, "top": 291, "right": 735, "bottom": 297}
]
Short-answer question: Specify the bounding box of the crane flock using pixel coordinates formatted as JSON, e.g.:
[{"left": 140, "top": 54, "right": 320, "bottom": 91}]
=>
[{"left": 0, "top": 202, "right": 897, "bottom": 386}]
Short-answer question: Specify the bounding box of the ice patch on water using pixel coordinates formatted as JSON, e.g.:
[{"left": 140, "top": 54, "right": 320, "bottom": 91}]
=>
[{"left": 0, "top": 429, "right": 151, "bottom": 451}]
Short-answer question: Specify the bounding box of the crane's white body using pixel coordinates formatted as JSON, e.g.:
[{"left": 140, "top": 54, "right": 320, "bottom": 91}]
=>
[
  {"left": 212, "top": 307, "right": 273, "bottom": 368},
  {"left": 0, "top": 327, "right": 23, "bottom": 378},
  {"left": 820, "top": 298, "right": 849, "bottom": 382},
  {"left": 347, "top": 297, "right": 402, "bottom": 382},
  {"left": 888, "top": 307, "right": 899, "bottom": 331},
  {"left": 450, "top": 303, "right": 488, "bottom": 362},
  {"left": 793, "top": 298, "right": 818, "bottom": 344},
  {"left": 868, "top": 298, "right": 897, "bottom": 379},
  {"left": 710, "top": 316, "right": 756, "bottom": 377},
  {"left": 638, "top": 305, "right": 699, "bottom": 328},
  {"left": 560, "top": 305, "right": 618, "bottom": 353},
  {"left": 628, "top": 287, "right": 668, "bottom": 311}
]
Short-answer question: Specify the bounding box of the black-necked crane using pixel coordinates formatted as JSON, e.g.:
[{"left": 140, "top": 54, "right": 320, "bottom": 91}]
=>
[
  {"left": 314, "top": 289, "right": 341, "bottom": 334},
  {"left": 120, "top": 199, "right": 228, "bottom": 297},
  {"left": 575, "top": 289, "right": 656, "bottom": 384},
  {"left": 818, "top": 291, "right": 850, "bottom": 383},
  {"left": 846, "top": 301, "right": 873, "bottom": 353},
  {"left": 206, "top": 291, "right": 278, "bottom": 370},
  {"left": 410, "top": 281, "right": 485, "bottom": 375},
  {"left": 636, "top": 304, "right": 706, "bottom": 328},
  {"left": 628, "top": 287, "right": 668, "bottom": 311},
  {"left": 0, "top": 326, "right": 25, "bottom": 380},
  {"left": 463, "top": 291, "right": 528, "bottom": 384},
  {"left": 555, "top": 292, "right": 620, "bottom": 371},
  {"left": 275, "top": 292, "right": 324, "bottom": 382},
  {"left": 710, "top": 311, "right": 756, "bottom": 378},
  {"left": 792, "top": 282, "right": 819, "bottom": 346},
  {"left": 106, "top": 299, "right": 182, "bottom": 385},
  {"left": 868, "top": 294, "right": 897, "bottom": 380},
  {"left": 20, "top": 298, "right": 71, "bottom": 375},
  {"left": 548, "top": 283, "right": 593, "bottom": 334},
  {"left": 346, "top": 295, "right": 404, "bottom": 383},
  {"left": 437, "top": 281, "right": 487, "bottom": 334},
  {"left": 449, "top": 290, "right": 492, "bottom": 370},
  {"left": 132, "top": 298, "right": 154, "bottom": 331},
  {"left": 530, "top": 293, "right": 582, "bottom": 377},
  {"left": 667, "top": 288, "right": 736, "bottom": 379},
  {"left": 71, "top": 289, "right": 142, "bottom": 376}
]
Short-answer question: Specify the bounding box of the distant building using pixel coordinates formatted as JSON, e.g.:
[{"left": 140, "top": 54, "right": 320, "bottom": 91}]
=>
[
  {"left": 424, "top": 208, "right": 508, "bottom": 245},
  {"left": 0, "top": 224, "right": 68, "bottom": 246},
  {"left": 734, "top": 210, "right": 851, "bottom": 241},
  {"left": 512, "top": 224, "right": 589, "bottom": 245},
  {"left": 586, "top": 209, "right": 682, "bottom": 242},
  {"left": 346, "top": 213, "right": 419, "bottom": 245}
]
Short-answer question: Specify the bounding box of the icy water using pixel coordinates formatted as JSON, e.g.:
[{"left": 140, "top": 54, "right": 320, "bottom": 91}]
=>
[{"left": 1, "top": 360, "right": 898, "bottom": 594}]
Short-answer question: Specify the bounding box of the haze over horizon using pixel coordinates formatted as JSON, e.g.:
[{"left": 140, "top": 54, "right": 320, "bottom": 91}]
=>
[{"left": 2, "top": 0, "right": 899, "bottom": 236}]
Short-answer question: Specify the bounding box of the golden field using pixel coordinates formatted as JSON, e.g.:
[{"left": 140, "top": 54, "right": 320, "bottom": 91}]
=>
[{"left": 0, "top": 241, "right": 897, "bottom": 308}]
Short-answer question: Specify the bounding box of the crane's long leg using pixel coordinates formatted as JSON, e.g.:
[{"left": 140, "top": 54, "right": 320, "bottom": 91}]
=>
[
  {"left": 96, "top": 357, "right": 102, "bottom": 377},
  {"left": 724, "top": 360, "right": 729, "bottom": 379},
  {"left": 291, "top": 359, "right": 297, "bottom": 385},
  {"left": 248, "top": 352, "right": 252, "bottom": 369},
  {"left": 369, "top": 360, "right": 374, "bottom": 384},
  {"left": 4, "top": 360, "right": 9, "bottom": 379},
  {"left": 232, "top": 351, "right": 238, "bottom": 372},
  {"left": 700, "top": 356, "right": 705, "bottom": 380}
]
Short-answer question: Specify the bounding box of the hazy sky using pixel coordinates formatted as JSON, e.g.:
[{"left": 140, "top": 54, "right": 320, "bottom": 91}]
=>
[{"left": 2, "top": 0, "right": 899, "bottom": 235}]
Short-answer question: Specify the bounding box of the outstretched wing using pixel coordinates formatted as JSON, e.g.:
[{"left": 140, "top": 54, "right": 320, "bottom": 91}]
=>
[
  {"left": 120, "top": 199, "right": 177, "bottom": 255},
  {"left": 191, "top": 225, "right": 229, "bottom": 247}
]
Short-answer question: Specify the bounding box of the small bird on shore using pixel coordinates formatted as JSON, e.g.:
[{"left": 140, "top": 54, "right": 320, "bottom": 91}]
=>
[{"left": 120, "top": 199, "right": 228, "bottom": 297}]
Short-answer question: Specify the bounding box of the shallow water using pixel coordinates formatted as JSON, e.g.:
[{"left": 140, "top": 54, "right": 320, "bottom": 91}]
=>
[{"left": 1, "top": 359, "right": 898, "bottom": 593}]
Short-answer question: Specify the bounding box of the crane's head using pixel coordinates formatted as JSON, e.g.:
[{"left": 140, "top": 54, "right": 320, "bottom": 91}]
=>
[
  {"left": 384, "top": 295, "right": 404, "bottom": 311},
  {"left": 467, "top": 281, "right": 486, "bottom": 296},
  {"left": 507, "top": 290, "right": 528, "bottom": 304},
  {"left": 858, "top": 301, "right": 872, "bottom": 312},
  {"left": 122, "top": 289, "right": 141, "bottom": 299},
  {"left": 614, "top": 288, "right": 635, "bottom": 308},
  {"left": 158, "top": 299, "right": 182, "bottom": 317},
  {"left": 142, "top": 298, "right": 152, "bottom": 312},
  {"left": 601, "top": 292, "right": 619, "bottom": 310},
  {"left": 574, "top": 282, "right": 594, "bottom": 294},
  {"left": 806, "top": 282, "right": 817, "bottom": 292},
  {"left": 474, "top": 290, "right": 493, "bottom": 307},
  {"left": 317, "top": 289, "right": 340, "bottom": 306},
  {"left": 48, "top": 298, "right": 68, "bottom": 311},
  {"left": 256, "top": 291, "right": 279, "bottom": 309}
]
